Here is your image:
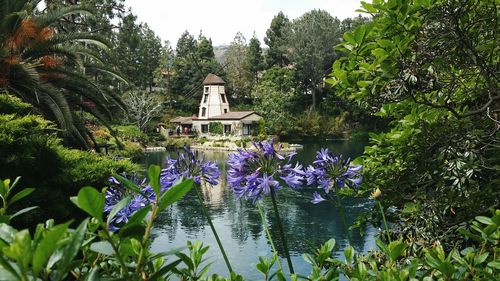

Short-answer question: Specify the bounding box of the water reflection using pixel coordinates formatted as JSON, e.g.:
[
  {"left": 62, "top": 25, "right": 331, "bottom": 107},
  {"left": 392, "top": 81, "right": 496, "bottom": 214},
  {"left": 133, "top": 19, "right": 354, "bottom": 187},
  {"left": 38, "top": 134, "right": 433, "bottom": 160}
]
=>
[{"left": 148, "top": 140, "right": 377, "bottom": 279}]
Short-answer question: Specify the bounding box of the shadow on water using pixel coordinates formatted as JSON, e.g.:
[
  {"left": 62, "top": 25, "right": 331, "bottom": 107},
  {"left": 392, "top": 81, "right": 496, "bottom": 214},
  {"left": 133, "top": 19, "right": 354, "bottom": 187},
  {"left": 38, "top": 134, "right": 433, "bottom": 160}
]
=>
[{"left": 147, "top": 139, "right": 377, "bottom": 279}]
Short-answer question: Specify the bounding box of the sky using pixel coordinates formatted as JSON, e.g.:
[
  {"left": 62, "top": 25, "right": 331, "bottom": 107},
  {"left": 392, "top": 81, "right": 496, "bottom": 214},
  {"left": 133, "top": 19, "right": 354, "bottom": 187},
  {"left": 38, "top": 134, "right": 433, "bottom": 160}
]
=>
[{"left": 124, "top": 0, "right": 364, "bottom": 47}]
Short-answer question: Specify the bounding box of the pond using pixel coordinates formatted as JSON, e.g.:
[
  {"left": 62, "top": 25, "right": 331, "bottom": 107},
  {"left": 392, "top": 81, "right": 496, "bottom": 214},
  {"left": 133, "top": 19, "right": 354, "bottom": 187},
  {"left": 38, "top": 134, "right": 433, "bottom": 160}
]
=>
[{"left": 144, "top": 139, "right": 377, "bottom": 280}]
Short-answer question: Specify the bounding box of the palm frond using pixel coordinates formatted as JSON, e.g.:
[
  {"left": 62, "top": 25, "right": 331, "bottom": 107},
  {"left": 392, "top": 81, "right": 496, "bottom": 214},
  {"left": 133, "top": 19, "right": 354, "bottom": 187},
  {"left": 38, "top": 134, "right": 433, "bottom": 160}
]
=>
[{"left": 34, "top": 6, "right": 94, "bottom": 27}]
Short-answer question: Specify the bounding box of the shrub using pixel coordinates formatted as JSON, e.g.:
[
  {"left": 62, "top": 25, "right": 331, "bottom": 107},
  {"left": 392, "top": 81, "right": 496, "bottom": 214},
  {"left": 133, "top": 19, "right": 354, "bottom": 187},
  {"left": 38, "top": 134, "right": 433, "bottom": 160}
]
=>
[
  {"left": 113, "top": 125, "right": 149, "bottom": 143},
  {"left": 208, "top": 122, "right": 223, "bottom": 135},
  {"left": 0, "top": 96, "right": 139, "bottom": 225}
]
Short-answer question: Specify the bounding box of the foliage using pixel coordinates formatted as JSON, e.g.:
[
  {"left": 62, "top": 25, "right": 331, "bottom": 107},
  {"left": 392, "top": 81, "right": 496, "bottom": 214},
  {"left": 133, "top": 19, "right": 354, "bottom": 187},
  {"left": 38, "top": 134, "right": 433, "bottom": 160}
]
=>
[
  {"left": 0, "top": 1, "right": 127, "bottom": 148},
  {"left": 252, "top": 66, "right": 297, "bottom": 135},
  {"left": 329, "top": 0, "right": 500, "bottom": 248},
  {"left": 113, "top": 124, "right": 149, "bottom": 142},
  {"left": 287, "top": 9, "right": 342, "bottom": 108},
  {"left": 208, "top": 122, "right": 224, "bottom": 135},
  {"left": 264, "top": 12, "right": 291, "bottom": 68},
  {"left": 0, "top": 167, "right": 197, "bottom": 280},
  {"left": 0, "top": 96, "right": 138, "bottom": 224},
  {"left": 0, "top": 177, "right": 36, "bottom": 224}
]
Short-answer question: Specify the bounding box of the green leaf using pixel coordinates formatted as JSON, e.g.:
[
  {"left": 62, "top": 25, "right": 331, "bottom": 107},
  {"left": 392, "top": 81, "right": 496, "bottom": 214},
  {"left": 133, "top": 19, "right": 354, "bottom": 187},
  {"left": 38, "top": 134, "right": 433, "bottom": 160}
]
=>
[
  {"left": 487, "top": 261, "right": 500, "bottom": 269},
  {"left": 388, "top": 240, "right": 406, "bottom": 261},
  {"left": 84, "top": 266, "right": 100, "bottom": 281},
  {"left": 75, "top": 187, "right": 104, "bottom": 222},
  {"left": 106, "top": 195, "right": 132, "bottom": 226},
  {"left": 112, "top": 174, "right": 144, "bottom": 195},
  {"left": 32, "top": 222, "right": 70, "bottom": 276},
  {"left": 8, "top": 188, "right": 34, "bottom": 205},
  {"left": 343, "top": 33, "right": 356, "bottom": 45},
  {"left": 56, "top": 219, "right": 88, "bottom": 280},
  {"left": 0, "top": 223, "right": 17, "bottom": 244},
  {"left": 89, "top": 241, "right": 114, "bottom": 255},
  {"left": 148, "top": 259, "right": 182, "bottom": 281},
  {"left": 354, "top": 25, "right": 367, "bottom": 44},
  {"left": 475, "top": 216, "right": 492, "bottom": 225},
  {"left": 0, "top": 179, "right": 7, "bottom": 196},
  {"left": 157, "top": 179, "right": 194, "bottom": 211},
  {"left": 10, "top": 206, "right": 38, "bottom": 219},
  {"left": 124, "top": 205, "right": 151, "bottom": 226},
  {"left": 148, "top": 165, "right": 161, "bottom": 197},
  {"left": 344, "top": 246, "right": 354, "bottom": 264}
]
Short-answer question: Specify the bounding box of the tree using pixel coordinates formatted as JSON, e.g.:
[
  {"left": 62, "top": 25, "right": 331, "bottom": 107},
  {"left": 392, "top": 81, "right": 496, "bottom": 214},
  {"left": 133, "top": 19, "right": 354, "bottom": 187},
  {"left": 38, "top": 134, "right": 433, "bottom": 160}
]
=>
[
  {"left": 264, "top": 12, "right": 291, "bottom": 67},
  {"left": 114, "top": 14, "right": 162, "bottom": 91},
  {"left": 0, "top": 0, "right": 126, "bottom": 147},
  {"left": 225, "top": 32, "right": 251, "bottom": 102},
  {"left": 245, "top": 35, "right": 264, "bottom": 84},
  {"left": 288, "top": 9, "right": 341, "bottom": 109},
  {"left": 330, "top": 0, "right": 499, "bottom": 248},
  {"left": 170, "top": 31, "right": 224, "bottom": 113},
  {"left": 122, "top": 91, "right": 163, "bottom": 131},
  {"left": 252, "top": 66, "right": 297, "bottom": 135}
]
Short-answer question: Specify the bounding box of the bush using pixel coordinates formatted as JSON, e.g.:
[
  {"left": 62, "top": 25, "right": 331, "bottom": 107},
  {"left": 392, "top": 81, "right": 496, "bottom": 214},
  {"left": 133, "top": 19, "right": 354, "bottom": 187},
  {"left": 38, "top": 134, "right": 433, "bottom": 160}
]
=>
[
  {"left": 208, "top": 122, "right": 223, "bottom": 135},
  {"left": 113, "top": 125, "right": 149, "bottom": 143},
  {"left": 0, "top": 95, "right": 139, "bottom": 225}
]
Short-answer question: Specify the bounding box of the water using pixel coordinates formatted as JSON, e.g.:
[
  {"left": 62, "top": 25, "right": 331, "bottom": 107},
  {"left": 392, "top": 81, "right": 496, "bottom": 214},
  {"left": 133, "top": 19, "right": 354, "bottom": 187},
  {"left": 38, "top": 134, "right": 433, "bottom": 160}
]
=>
[{"left": 145, "top": 139, "right": 377, "bottom": 280}]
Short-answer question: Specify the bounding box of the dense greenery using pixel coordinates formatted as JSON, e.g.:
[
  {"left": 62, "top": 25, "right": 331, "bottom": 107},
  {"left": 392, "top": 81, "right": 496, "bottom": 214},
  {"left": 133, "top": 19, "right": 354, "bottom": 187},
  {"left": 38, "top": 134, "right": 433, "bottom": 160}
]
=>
[
  {"left": 0, "top": 170, "right": 498, "bottom": 280},
  {"left": 330, "top": 0, "right": 499, "bottom": 250},
  {"left": 0, "top": 95, "right": 138, "bottom": 224}
]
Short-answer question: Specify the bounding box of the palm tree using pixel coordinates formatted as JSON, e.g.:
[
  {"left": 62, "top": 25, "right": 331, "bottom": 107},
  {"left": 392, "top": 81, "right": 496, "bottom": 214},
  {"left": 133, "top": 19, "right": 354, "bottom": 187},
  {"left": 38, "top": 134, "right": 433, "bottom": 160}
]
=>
[{"left": 0, "top": 0, "right": 127, "bottom": 148}]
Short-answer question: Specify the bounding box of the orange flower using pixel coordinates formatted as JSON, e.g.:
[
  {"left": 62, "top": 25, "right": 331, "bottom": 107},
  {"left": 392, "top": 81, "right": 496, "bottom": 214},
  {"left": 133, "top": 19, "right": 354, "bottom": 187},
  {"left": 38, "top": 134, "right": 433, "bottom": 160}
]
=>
[{"left": 40, "top": 56, "right": 60, "bottom": 68}]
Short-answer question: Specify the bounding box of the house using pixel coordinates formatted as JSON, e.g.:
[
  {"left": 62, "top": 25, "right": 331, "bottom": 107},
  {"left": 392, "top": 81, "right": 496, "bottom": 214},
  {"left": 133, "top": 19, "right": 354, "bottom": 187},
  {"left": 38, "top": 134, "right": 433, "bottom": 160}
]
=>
[{"left": 170, "top": 74, "right": 262, "bottom": 136}]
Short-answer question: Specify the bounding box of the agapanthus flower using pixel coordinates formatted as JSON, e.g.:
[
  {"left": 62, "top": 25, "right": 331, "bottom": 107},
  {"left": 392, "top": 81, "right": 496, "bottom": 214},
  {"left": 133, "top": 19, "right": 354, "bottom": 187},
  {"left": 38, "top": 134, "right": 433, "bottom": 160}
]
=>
[
  {"left": 160, "top": 147, "right": 220, "bottom": 188},
  {"left": 306, "top": 148, "right": 363, "bottom": 204},
  {"left": 227, "top": 139, "right": 304, "bottom": 203},
  {"left": 105, "top": 175, "right": 154, "bottom": 231}
]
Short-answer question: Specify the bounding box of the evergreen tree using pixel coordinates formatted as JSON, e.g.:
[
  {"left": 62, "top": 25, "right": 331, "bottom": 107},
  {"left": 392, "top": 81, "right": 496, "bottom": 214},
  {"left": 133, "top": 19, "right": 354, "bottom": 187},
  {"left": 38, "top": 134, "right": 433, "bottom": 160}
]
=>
[{"left": 263, "top": 12, "right": 291, "bottom": 68}]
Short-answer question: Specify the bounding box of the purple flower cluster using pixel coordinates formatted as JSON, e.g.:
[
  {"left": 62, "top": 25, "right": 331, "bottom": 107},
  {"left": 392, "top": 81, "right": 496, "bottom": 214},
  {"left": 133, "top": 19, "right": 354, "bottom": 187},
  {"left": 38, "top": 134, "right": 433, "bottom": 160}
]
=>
[
  {"left": 160, "top": 148, "right": 220, "bottom": 187},
  {"left": 305, "top": 148, "right": 363, "bottom": 203},
  {"left": 105, "top": 148, "right": 220, "bottom": 231},
  {"left": 227, "top": 139, "right": 305, "bottom": 203},
  {"left": 105, "top": 175, "right": 155, "bottom": 231}
]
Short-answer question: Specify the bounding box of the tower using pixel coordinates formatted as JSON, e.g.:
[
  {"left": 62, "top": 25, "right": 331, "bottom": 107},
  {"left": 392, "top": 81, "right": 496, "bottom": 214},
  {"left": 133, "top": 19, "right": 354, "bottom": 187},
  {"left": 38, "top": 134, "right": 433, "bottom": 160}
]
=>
[{"left": 197, "top": 74, "right": 230, "bottom": 119}]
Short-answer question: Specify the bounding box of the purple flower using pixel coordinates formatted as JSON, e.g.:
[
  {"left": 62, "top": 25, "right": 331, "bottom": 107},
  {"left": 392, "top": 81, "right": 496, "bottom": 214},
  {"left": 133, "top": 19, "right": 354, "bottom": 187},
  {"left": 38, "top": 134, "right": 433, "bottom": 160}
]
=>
[
  {"left": 311, "top": 192, "right": 326, "bottom": 204},
  {"left": 306, "top": 148, "right": 363, "bottom": 203},
  {"left": 104, "top": 175, "right": 153, "bottom": 230},
  {"left": 160, "top": 147, "right": 221, "bottom": 188},
  {"left": 227, "top": 139, "right": 304, "bottom": 202}
]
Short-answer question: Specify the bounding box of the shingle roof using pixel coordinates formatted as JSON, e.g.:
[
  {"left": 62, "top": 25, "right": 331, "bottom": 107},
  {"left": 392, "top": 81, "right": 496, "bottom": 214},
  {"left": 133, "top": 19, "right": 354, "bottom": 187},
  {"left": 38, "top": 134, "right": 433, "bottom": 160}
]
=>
[
  {"left": 203, "top": 73, "right": 225, "bottom": 85},
  {"left": 170, "top": 116, "right": 193, "bottom": 124},
  {"left": 208, "top": 111, "right": 260, "bottom": 120}
]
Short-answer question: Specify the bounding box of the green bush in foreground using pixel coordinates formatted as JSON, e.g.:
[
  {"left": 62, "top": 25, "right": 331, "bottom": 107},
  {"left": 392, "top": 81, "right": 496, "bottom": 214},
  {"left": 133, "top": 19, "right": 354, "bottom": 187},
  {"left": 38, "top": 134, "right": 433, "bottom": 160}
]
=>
[
  {"left": 0, "top": 95, "right": 139, "bottom": 225},
  {"left": 0, "top": 171, "right": 498, "bottom": 280}
]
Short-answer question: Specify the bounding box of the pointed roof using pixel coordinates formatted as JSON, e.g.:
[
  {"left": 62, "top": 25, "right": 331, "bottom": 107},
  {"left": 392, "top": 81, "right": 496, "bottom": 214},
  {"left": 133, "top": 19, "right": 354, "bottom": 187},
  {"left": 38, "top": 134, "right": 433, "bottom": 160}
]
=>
[{"left": 203, "top": 73, "right": 225, "bottom": 85}]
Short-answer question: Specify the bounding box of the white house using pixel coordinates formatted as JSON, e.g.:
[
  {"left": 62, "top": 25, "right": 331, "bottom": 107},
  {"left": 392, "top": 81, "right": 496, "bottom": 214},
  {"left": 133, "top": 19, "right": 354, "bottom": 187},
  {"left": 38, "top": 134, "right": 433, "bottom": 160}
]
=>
[{"left": 171, "top": 74, "right": 262, "bottom": 136}]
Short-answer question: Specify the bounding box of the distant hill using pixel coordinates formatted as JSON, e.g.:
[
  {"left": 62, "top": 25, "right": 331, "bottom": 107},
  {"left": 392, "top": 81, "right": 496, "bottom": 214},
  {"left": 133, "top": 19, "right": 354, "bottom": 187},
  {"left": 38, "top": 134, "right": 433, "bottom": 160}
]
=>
[{"left": 214, "top": 45, "right": 229, "bottom": 64}]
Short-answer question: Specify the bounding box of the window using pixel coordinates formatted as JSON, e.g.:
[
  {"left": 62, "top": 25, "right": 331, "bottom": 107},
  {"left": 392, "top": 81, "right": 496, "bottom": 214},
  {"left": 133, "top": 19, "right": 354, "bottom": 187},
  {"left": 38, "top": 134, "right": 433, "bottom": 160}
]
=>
[
  {"left": 224, "top": 108, "right": 228, "bottom": 113},
  {"left": 201, "top": 124, "right": 209, "bottom": 133},
  {"left": 201, "top": 107, "right": 206, "bottom": 117},
  {"left": 243, "top": 124, "right": 250, "bottom": 135},
  {"left": 220, "top": 94, "right": 227, "bottom": 103},
  {"left": 205, "top": 87, "right": 209, "bottom": 93},
  {"left": 224, "top": 124, "right": 231, "bottom": 134},
  {"left": 203, "top": 94, "right": 208, "bottom": 103}
]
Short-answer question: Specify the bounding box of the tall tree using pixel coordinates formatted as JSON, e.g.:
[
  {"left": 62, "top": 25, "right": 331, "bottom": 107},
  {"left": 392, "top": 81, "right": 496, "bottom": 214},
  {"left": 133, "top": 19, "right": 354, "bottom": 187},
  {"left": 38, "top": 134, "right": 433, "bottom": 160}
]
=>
[
  {"left": 245, "top": 34, "right": 264, "bottom": 84},
  {"left": 288, "top": 9, "right": 341, "bottom": 109},
  {"left": 170, "top": 31, "right": 223, "bottom": 112},
  {"left": 264, "top": 11, "right": 291, "bottom": 67},
  {"left": 225, "top": 32, "right": 251, "bottom": 102}
]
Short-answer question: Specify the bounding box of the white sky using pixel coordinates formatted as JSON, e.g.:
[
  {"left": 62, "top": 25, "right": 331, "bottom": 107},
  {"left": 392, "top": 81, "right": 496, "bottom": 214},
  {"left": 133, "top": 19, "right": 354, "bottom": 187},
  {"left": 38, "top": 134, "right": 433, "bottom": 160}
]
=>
[{"left": 124, "top": 0, "right": 364, "bottom": 47}]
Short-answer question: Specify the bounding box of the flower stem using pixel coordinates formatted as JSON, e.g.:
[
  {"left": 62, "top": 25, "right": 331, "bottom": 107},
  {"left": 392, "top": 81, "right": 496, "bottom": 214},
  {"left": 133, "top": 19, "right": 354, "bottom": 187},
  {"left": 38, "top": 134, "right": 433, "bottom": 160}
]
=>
[
  {"left": 256, "top": 201, "right": 284, "bottom": 272},
  {"left": 194, "top": 184, "right": 233, "bottom": 273},
  {"left": 377, "top": 200, "right": 391, "bottom": 243},
  {"left": 328, "top": 193, "right": 353, "bottom": 246},
  {"left": 270, "top": 187, "right": 294, "bottom": 274}
]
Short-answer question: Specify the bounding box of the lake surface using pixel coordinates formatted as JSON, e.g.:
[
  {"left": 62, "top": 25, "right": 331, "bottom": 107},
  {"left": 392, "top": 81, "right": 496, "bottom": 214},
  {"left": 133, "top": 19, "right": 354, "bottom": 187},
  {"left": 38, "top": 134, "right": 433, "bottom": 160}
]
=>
[{"left": 145, "top": 139, "right": 377, "bottom": 280}]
